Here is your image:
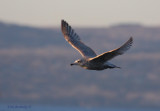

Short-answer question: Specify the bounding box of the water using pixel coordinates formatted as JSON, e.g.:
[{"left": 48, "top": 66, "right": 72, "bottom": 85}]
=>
[{"left": 0, "top": 104, "right": 159, "bottom": 111}]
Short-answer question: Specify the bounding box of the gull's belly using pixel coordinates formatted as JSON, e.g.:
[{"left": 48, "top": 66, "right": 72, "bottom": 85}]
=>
[{"left": 81, "top": 63, "right": 105, "bottom": 70}]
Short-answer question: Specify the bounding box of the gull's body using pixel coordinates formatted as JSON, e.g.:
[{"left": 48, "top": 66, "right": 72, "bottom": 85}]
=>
[{"left": 61, "top": 20, "right": 133, "bottom": 70}]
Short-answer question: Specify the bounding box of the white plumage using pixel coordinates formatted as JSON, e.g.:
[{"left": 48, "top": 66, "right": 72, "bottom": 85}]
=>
[{"left": 61, "top": 20, "right": 133, "bottom": 70}]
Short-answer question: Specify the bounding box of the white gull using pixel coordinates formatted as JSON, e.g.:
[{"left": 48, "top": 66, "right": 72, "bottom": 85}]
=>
[{"left": 61, "top": 20, "right": 133, "bottom": 70}]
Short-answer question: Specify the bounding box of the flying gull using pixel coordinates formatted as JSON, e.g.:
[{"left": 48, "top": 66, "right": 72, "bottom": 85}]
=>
[{"left": 61, "top": 20, "right": 133, "bottom": 70}]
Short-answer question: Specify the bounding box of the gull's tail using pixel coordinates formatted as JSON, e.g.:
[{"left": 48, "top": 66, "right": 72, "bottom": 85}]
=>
[{"left": 105, "top": 62, "right": 121, "bottom": 69}]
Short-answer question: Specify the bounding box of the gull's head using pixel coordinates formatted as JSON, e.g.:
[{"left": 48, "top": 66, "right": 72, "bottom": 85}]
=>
[{"left": 70, "top": 59, "right": 84, "bottom": 66}]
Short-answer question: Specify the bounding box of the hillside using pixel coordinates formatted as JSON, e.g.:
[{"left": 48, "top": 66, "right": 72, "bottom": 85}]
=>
[{"left": 0, "top": 22, "right": 160, "bottom": 108}]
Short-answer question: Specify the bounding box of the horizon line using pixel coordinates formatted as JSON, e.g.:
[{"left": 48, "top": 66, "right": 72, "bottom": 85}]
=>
[{"left": 0, "top": 20, "right": 160, "bottom": 29}]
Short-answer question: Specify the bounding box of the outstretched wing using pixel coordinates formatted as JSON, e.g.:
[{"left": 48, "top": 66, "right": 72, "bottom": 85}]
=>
[
  {"left": 89, "top": 37, "right": 133, "bottom": 63},
  {"left": 61, "top": 20, "right": 97, "bottom": 58}
]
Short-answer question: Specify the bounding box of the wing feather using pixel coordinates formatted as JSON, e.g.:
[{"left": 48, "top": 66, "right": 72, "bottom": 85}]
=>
[
  {"left": 89, "top": 37, "right": 133, "bottom": 63},
  {"left": 61, "top": 20, "right": 97, "bottom": 58}
]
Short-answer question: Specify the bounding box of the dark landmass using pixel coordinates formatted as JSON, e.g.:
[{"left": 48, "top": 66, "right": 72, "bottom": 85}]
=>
[{"left": 0, "top": 22, "right": 160, "bottom": 108}]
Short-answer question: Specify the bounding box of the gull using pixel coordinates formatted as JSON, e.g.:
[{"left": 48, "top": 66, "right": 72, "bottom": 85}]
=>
[{"left": 61, "top": 20, "right": 133, "bottom": 70}]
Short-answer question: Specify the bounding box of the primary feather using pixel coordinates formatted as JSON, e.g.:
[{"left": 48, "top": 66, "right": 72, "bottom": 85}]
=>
[
  {"left": 89, "top": 37, "right": 133, "bottom": 64},
  {"left": 61, "top": 20, "right": 97, "bottom": 58}
]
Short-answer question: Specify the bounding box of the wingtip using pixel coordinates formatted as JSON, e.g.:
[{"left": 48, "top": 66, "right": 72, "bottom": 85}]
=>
[
  {"left": 130, "top": 36, "right": 133, "bottom": 41},
  {"left": 127, "top": 36, "right": 133, "bottom": 45},
  {"left": 61, "top": 20, "right": 69, "bottom": 28},
  {"left": 61, "top": 20, "right": 68, "bottom": 32},
  {"left": 61, "top": 19, "right": 64, "bottom": 22},
  {"left": 61, "top": 19, "right": 65, "bottom": 25},
  {"left": 61, "top": 19, "right": 67, "bottom": 26}
]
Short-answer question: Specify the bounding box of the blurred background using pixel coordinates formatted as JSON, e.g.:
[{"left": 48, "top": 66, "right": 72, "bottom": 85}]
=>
[{"left": 0, "top": 0, "right": 160, "bottom": 110}]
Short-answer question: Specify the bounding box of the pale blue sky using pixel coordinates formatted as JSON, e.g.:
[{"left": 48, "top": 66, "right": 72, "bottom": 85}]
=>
[{"left": 0, "top": 0, "right": 160, "bottom": 27}]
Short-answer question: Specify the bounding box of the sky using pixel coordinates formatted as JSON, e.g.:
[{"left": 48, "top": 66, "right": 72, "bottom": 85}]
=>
[{"left": 0, "top": 0, "right": 160, "bottom": 27}]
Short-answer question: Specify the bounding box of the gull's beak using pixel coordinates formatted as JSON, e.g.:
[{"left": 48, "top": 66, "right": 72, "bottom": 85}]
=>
[
  {"left": 70, "top": 63, "right": 77, "bottom": 66},
  {"left": 70, "top": 63, "right": 74, "bottom": 66}
]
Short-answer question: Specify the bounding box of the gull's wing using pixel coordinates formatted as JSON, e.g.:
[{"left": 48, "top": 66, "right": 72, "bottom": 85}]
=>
[
  {"left": 61, "top": 20, "right": 97, "bottom": 58},
  {"left": 89, "top": 37, "right": 133, "bottom": 63}
]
